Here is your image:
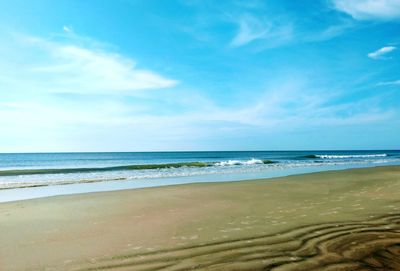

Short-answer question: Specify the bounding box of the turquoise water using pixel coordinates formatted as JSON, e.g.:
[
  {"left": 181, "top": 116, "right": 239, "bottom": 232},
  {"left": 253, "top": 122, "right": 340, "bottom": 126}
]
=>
[{"left": 0, "top": 151, "right": 399, "bottom": 202}]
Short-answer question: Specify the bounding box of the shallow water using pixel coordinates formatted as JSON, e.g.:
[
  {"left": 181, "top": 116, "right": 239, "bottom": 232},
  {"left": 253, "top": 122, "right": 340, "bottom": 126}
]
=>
[
  {"left": 0, "top": 151, "right": 399, "bottom": 202},
  {"left": 1, "top": 162, "right": 400, "bottom": 203}
]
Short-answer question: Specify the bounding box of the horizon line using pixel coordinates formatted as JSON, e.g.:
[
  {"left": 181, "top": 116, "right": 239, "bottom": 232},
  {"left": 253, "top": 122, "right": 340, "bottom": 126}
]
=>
[{"left": 0, "top": 149, "right": 398, "bottom": 154}]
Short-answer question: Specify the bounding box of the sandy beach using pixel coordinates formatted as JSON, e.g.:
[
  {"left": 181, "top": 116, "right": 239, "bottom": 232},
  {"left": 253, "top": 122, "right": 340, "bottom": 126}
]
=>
[{"left": 1, "top": 166, "right": 400, "bottom": 270}]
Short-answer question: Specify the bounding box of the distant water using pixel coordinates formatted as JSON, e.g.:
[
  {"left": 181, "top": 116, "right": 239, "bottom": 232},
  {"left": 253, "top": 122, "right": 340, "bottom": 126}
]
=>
[{"left": 1, "top": 151, "right": 399, "bottom": 191}]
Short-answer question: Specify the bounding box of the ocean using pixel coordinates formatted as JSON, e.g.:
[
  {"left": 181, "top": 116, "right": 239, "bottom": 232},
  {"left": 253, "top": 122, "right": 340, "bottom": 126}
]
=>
[{"left": 0, "top": 150, "right": 399, "bottom": 202}]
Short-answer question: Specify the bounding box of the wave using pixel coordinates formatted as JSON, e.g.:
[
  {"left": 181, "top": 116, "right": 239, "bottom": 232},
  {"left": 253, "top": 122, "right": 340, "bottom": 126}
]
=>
[
  {"left": 0, "top": 162, "right": 211, "bottom": 176},
  {"left": 214, "top": 158, "right": 274, "bottom": 166},
  {"left": 0, "top": 159, "right": 276, "bottom": 177},
  {"left": 1, "top": 158, "right": 399, "bottom": 190},
  {"left": 302, "top": 154, "right": 388, "bottom": 159}
]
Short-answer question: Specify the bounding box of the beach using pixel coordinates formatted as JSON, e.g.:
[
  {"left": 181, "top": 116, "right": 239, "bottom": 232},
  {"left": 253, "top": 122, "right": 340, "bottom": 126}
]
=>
[
  {"left": 1, "top": 165, "right": 400, "bottom": 270},
  {"left": 2, "top": 0, "right": 400, "bottom": 270}
]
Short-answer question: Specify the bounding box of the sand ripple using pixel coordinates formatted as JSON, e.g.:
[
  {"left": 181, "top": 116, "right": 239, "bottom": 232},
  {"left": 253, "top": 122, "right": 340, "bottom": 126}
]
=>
[{"left": 76, "top": 213, "right": 400, "bottom": 271}]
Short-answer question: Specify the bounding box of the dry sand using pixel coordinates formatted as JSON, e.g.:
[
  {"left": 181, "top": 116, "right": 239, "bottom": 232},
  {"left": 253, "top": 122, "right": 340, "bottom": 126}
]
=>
[{"left": 1, "top": 166, "right": 400, "bottom": 270}]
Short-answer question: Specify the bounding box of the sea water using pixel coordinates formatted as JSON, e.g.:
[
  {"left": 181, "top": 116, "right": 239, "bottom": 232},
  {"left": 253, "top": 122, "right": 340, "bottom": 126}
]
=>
[{"left": 0, "top": 150, "right": 399, "bottom": 202}]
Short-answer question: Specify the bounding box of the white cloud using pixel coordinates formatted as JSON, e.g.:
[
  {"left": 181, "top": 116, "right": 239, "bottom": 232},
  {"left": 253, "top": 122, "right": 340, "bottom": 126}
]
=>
[
  {"left": 377, "top": 79, "right": 400, "bottom": 86},
  {"left": 63, "top": 25, "right": 73, "bottom": 33},
  {"left": 231, "top": 16, "right": 269, "bottom": 47},
  {"left": 306, "top": 20, "right": 354, "bottom": 42},
  {"left": 230, "top": 15, "right": 292, "bottom": 47},
  {"left": 332, "top": 0, "right": 400, "bottom": 20},
  {"left": 0, "top": 32, "right": 182, "bottom": 151},
  {"left": 29, "top": 38, "right": 177, "bottom": 93},
  {"left": 0, "top": 72, "right": 393, "bottom": 151},
  {"left": 3, "top": 34, "right": 178, "bottom": 95},
  {"left": 0, "top": 31, "right": 395, "bottom": 151},
  {"left": 368, "top": 46, "right": 396, "bottom": 59}
]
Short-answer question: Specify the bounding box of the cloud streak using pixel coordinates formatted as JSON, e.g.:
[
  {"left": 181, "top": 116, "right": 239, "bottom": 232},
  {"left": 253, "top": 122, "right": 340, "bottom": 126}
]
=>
[
  {"left": 230, "top": 15, "right": 269, "bottom": 47},
  {"left": 230, "top": 15, "right": 292, "bottom": 48},
  {"left": 0, "top": 9, "right": 398, "bottom": 152},
  {"left": 1, "top": 62, "right": 392, "bottom": 152},
  {"left": 6, "top": 34, "right": 178, "bottom": 95},
  {"left": 367, "top": 46, "right": 396, "bottom": 59},
  {"left": 63, "top": 25, "right": 73, "bottom": 33},
  {"left": 332, "top": 0, "right": 400, "bottom": 21},
  {"left": 377, "top": 80, "right": 400, "bottom": 86}
]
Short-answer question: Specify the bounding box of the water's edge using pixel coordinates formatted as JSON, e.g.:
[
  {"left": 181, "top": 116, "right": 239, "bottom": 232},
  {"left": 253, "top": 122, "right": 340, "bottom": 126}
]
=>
[{"left": 1, "top": 163, "right": 399, "bottom": 203}]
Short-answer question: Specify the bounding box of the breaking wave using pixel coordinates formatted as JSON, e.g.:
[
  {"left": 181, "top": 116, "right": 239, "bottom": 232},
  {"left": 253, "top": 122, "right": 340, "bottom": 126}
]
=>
[
  {"left": 303, "top": 154, "right": 388, "bottom": 159},
  {"left": 214, "top": 158, "right": 274, "bottom": 166},
  {"left": 0, "top": 159, "right": 276, "bottom": 177}
]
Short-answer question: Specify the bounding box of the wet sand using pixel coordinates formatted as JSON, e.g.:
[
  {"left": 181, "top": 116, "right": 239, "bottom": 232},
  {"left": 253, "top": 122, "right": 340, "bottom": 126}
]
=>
[{"left": 1, "top": 166, "right": 400, "bottom": 270}]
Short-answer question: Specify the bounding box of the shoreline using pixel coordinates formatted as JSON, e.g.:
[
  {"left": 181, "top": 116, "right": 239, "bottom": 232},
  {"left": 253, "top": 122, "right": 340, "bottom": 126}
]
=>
[
  {"left": 1, "top": 163, "right": 399, "bottom": 203},
  {"left": 1, "top": 165, "right": 400, "bottom": 270}
]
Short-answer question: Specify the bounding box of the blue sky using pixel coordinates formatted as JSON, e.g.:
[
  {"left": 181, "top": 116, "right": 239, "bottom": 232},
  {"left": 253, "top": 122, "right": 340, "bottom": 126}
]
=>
[{"left": 0, "top": 0, "right": 399, "bottom": 152}]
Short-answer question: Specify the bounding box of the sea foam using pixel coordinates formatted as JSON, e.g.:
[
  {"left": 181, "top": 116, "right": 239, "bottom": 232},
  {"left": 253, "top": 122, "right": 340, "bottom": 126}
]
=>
[
  {"left": 315, "top": 154, "right": 388, "bottom": 159},
  {"left": 214, "top": 158, "right": 264, "bottom": 166}
]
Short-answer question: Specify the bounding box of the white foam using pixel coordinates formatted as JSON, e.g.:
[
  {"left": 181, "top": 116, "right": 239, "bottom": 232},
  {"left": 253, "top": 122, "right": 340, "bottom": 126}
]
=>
[
  {"left": 214, "top": 158, "right": 264, "bottom": 166},
  {"left": 1, "top": 157, "right": 399, "bottom": 190},
  {"left": 316, "top": 154, "right": 387, "bottom": 159}
]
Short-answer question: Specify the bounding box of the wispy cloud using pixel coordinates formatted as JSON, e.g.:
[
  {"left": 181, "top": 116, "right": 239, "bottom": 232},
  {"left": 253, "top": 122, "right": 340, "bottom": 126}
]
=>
[
  {"left": 230, "top": 15, "right": 292, "bottom": 47},
  {"left": 0, "top": 30, "right": 183, "bottom": 151},
  {"left": 63, "top": 25, "right": 73, "bottom": 33},
  {"left": 230, "top": 15, "right": 269, "bottom": 47},
  {"left": 305, "top": 20, "right": 354, "bottom": 42},
  {"left": 377, "top": 79, "right": 400, "bottom": 86},
  {"left": 39, "top": 44, "right": 177, "bottom": 92},
  {"left": 145, "top": 79, "right": 393, "bottom": 130},
  {"left": 1, "top": 57, "right": 391, "bottom": 151},
  {"left": 228, "top": 10, "right": 354, "bottom": 50},
  {"left": 0, "top": 16, "right": 398, "bottom": 151},
  {"left": 183, "top": 1, "right": 353, "bottom": 51},
  {"left": 4, "top": 34, "right": 178, "bottom": 95},
  {"left": 368, "top": 46, "right": 396, "bottom": 59},
  {"left": 332, "top": 0, "right": 400, "bottom": 21}
]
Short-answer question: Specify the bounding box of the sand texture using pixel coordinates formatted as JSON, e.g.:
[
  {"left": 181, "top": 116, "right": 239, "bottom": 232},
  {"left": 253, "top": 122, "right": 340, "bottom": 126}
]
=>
[{"left": 1, "top": 166, "right": 400, "bottom": 270}]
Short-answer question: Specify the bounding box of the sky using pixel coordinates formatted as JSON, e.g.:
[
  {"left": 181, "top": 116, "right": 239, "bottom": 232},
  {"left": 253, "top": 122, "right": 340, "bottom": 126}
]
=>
[{"left": 0, "top": 0, "right": 399, "bottom": 152}]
